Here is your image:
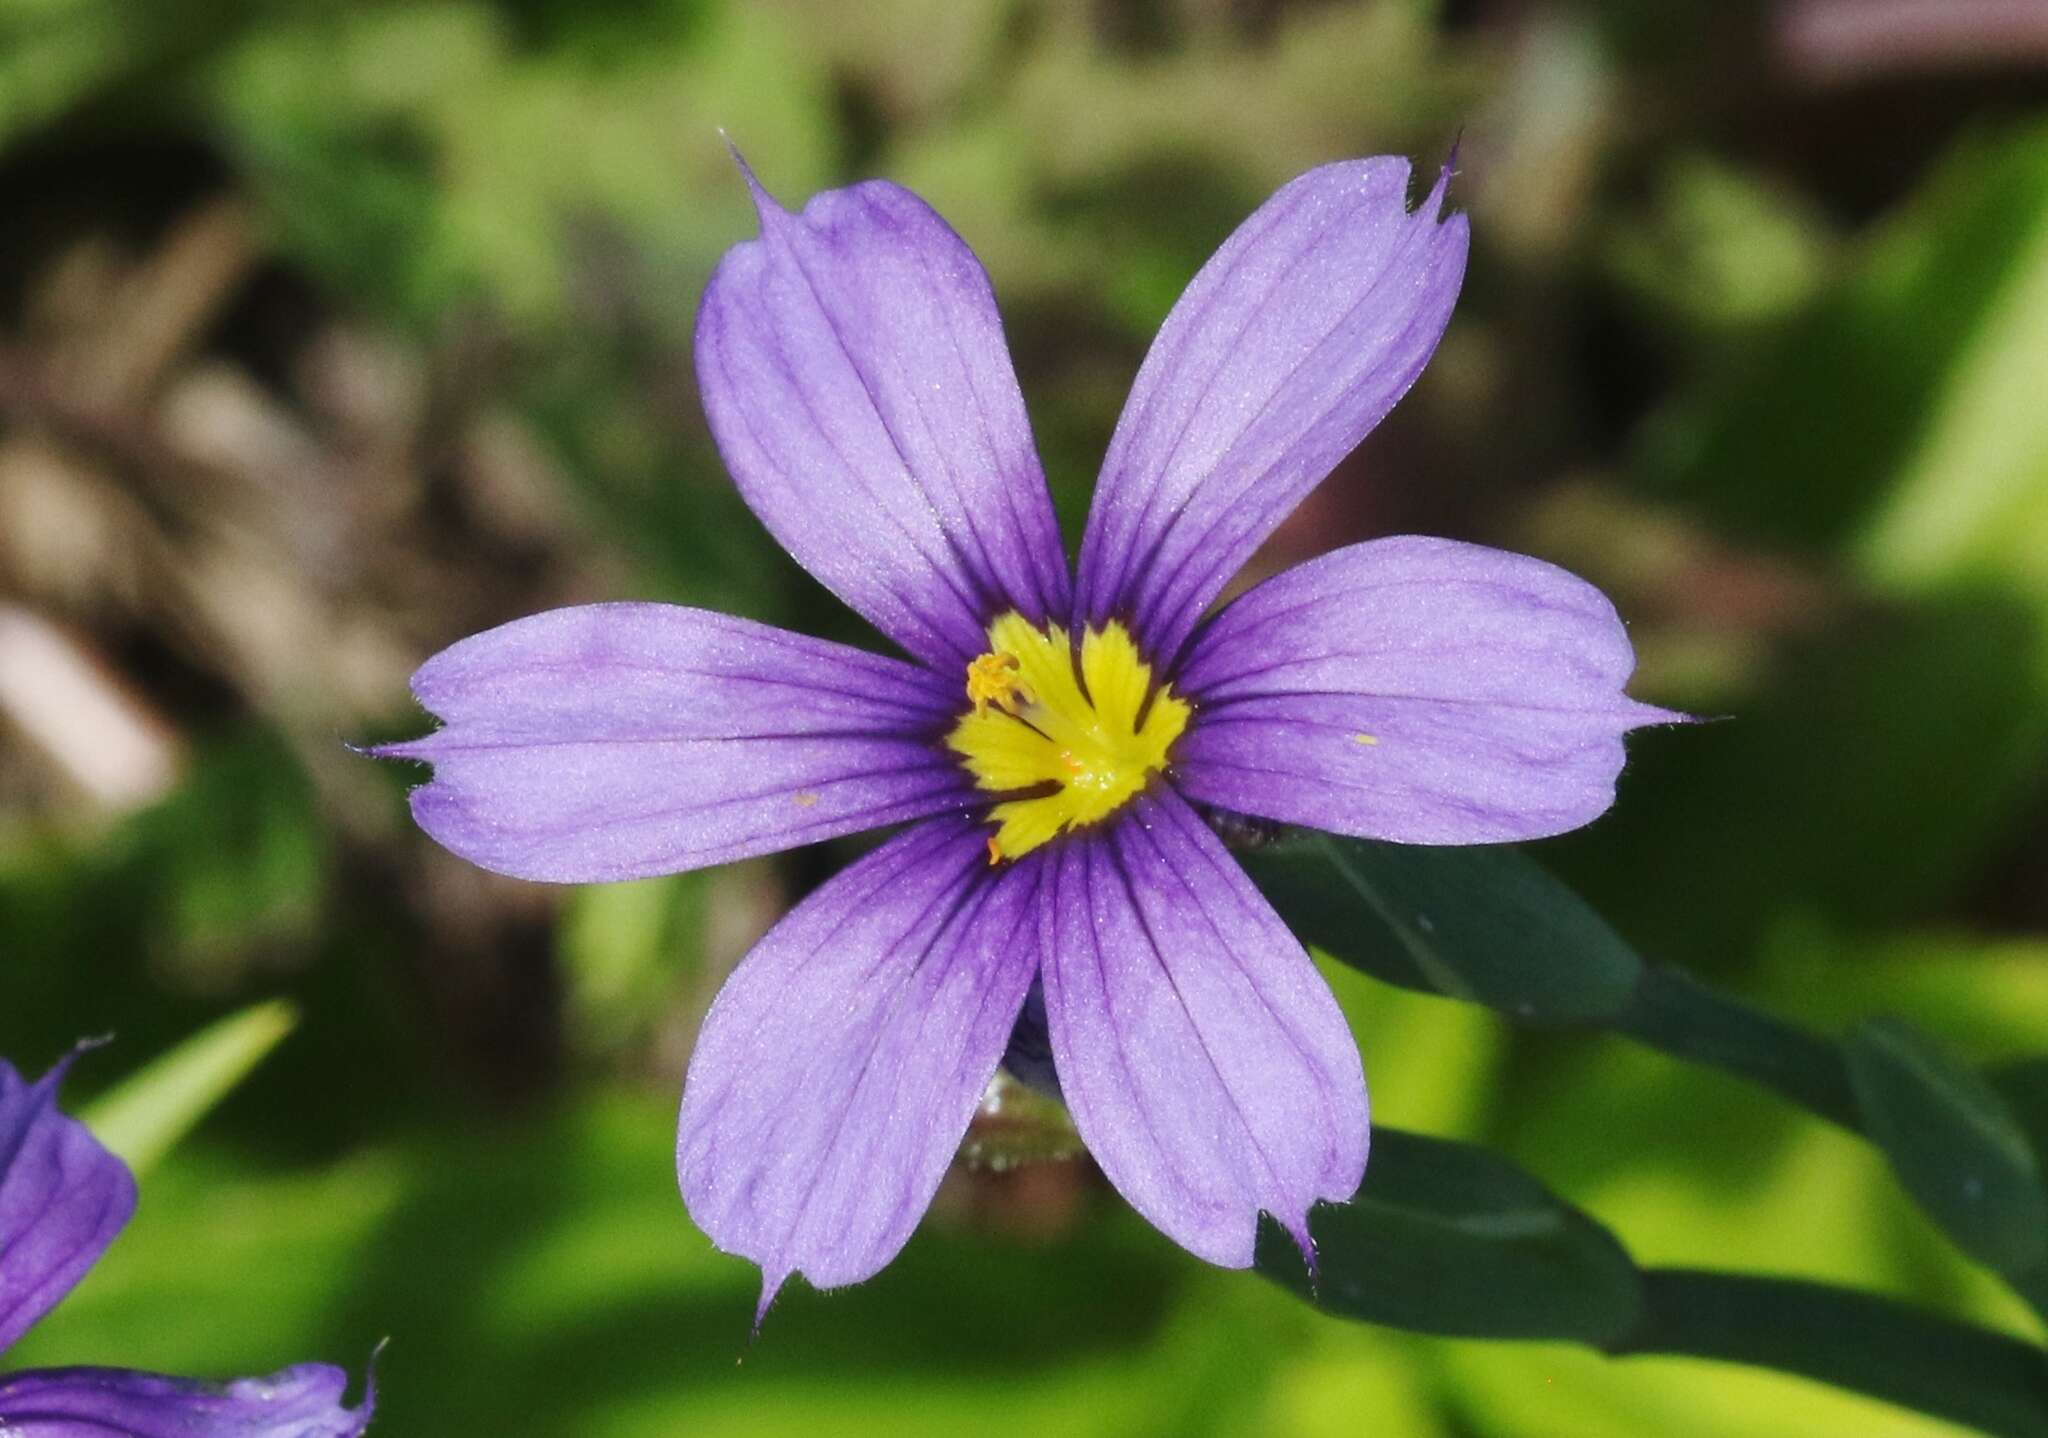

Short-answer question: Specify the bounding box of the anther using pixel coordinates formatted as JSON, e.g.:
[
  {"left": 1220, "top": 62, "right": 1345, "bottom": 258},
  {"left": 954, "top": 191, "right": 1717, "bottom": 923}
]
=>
[{"left": 966, "top": 652, "right": 1027, "bottom": 715}]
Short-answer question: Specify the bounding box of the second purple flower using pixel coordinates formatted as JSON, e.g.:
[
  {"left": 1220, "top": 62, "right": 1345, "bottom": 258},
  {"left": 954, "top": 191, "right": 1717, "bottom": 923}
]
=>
[
  {"left": 375, "top": 152, "right": 1677, "bottom": 1314},
  {"left": 0, "top": 1054, "right": 374, "bottom": 1436}
]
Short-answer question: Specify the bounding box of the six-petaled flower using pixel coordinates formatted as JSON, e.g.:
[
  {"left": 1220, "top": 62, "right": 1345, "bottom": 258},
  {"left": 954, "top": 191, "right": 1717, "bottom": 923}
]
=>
[{"left": 374, "top": 152, "right": 1678, "bottom": 1317}]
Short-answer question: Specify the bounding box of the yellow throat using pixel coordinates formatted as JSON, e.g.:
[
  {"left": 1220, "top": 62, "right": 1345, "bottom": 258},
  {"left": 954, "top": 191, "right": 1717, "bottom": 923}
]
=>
[{"left": 946, "top": 613, "right": 1192, "bottom": 863}]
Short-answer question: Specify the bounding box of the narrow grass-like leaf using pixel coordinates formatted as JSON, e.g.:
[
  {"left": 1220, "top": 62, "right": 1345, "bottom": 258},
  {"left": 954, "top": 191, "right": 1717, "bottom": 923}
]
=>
[
  {"left": 1614, "top": 965, "right": 1862, "bottom": 1127},
  {"left": 1994, "top": 1057, "right": 2048, "bottom": 1158},
  {"left": 1618, "top": 1269, "right": 2048, "bottom": 1438},
  {"left": 81, "top": 1000, "right": 298, "bottom": 1175},
  {"left": 1240, "top": 833, "right": 1641, "bottom": 1023},
  {"left": 1255, "top": 1129, "right": 2048, "bottom": 1434},
  {"left": 1846, "top": 1017, "right": 2048, "bottom": 1278}
]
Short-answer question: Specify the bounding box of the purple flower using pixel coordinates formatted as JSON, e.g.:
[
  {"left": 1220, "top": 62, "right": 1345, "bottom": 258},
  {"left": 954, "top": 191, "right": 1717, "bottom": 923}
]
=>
[
  {"left": 375, "top": 154, "right": 1677, "bottom": 1313},
  {"left": 0, "top": 1053, "right": 375, "bottom": 1436}
]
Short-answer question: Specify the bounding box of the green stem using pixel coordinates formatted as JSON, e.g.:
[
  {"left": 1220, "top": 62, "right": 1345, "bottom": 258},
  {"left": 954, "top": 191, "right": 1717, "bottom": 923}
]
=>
[{"left": 1614, "top": 1269, "right": 2048, "bottom": 1438}]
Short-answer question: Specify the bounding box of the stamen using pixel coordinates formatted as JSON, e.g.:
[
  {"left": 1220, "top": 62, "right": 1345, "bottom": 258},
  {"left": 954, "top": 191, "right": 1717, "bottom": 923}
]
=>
[
  {"left": 966, "top": 651, "right": 1028, "bottom": 715},
  {"left": 946, "top": 614, "right": 1192, "bottom": 863}
]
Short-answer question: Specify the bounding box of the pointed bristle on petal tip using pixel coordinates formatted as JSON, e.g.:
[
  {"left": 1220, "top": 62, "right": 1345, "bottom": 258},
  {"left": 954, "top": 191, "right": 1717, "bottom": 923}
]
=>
[
  {"left": 1175, "top": 538, "right": 1684, "bottom": 845},
  {"left": 753, "top": 1271, "right": 788, "bottom": 1337},
  {"left": 1420, "top": 155, "right": 1453, "bottom": 223},
  {"left": 720, "top": 137, "right": 779, "bottom": 224},
  {"left": 1286, "top": 1212, "right": 1321, "bottom": 1297},
  {"left": 351, "top": 605, "right": 971, "bottom": 883},
  {"left": 693, "top": 134, "right": 1072, "bottom": 668},
  {"left": 362, "top": 1336, "right": 388, "bottom": 1403},
  {"left": 50, "top": 1034, "right": 115, "bottom": 1078}
]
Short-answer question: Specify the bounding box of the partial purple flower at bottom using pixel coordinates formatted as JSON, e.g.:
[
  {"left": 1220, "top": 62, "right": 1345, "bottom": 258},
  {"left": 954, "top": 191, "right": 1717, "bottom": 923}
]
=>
[
  {"left": 374, "top": 151, "right": 1683, "bottom": 1316},
  {"left": 0, "top": 1055, "right": 374, "bottom": 1437}
]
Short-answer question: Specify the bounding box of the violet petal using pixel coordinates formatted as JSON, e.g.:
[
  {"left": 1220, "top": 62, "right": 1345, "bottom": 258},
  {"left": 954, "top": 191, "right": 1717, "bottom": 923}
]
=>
[
  {"left": 0, "top": 1056, "right": 135, "bottom": 1355},
  {"left": 0, "top": 1362, "right": 372, "bottom": 1437},
  {"left": 375, "top": 604, "right": 974, "bottom": 882},
  {"left": 1173, "top": 536, "right": 1683, "bottom": 844},
  {"left": 695, "top": 161, "right": 1070, "bottom": 671},
  {"left": 1038, "top": 791, "right": 1366, "bottom": 1268},
  {"left": 1074, "top": 158, "right": 1469, "bottom": 668},
  {"left": 676, "top": 816, "right": 1040, "bottom": 1315}
]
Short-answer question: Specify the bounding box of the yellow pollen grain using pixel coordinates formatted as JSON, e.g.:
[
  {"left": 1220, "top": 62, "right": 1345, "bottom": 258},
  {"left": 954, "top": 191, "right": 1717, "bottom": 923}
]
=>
[
  {"left": 1353, "top": 733, "right": 1379, "bottom": 746},
  {"left": 946, "top": 613, "right": 1191, "bottom": 862},
  {"left": 965, "top": 651, "right": 1028, "bottom": 715}
]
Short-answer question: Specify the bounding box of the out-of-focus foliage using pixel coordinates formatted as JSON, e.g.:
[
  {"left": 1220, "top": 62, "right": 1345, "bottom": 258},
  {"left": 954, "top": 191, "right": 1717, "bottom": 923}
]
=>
[
  {"left": 3, "top": 1, "right": 2047, "bottom": 1435},
  {"left": 82, "top": 998, "right": 299, "bottom": 1173}
]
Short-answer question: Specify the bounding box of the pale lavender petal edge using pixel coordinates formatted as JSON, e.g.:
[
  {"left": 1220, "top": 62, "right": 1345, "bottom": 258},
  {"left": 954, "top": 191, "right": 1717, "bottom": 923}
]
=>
[
  {"left": 1075, "top": 156, "right": 1469, "bottom": 669},
  {"left": 0, "top": 1361, "right": 373, "bottom": 1437},
  {"left": 0, "top": 1054, "right": 135, "bottom": 1355},
  {"left": 1173, "top": 536, "right": 1685, "bottom": 845},
  {"left": 374, "top": 603, "right": 975, "bottom": 883},
  {"left": 1038, "top": 790, "right": 1367, "bottom": 1268},
  {"left": 676, "top": 815, "right": 1039, "bottom": 1317},
  {"left": 695, "top": 158, "right": 1069, "bottom": 671}
]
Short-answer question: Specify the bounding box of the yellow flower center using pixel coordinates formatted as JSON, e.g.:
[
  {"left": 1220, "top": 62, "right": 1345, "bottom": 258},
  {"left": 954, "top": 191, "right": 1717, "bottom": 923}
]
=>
[{"left": 946, "top": 613, "right": 1192, "bottom": 863}]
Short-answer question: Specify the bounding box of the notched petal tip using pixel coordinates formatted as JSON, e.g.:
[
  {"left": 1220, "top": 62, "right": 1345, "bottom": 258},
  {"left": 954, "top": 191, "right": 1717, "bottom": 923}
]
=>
[
  {"left": 1417, "top": 155, "right": 1454, "bottom": 224},
  {"left": 694, "top": 155, "right": 1070, "bottom": 666},
  {"left": 1037, "top": 795, "right": 1368, "bottom": 1272},
  {"left": 1281, "top": 1210, "right": 1320, "bottom": 1292},
  {"left": 1074, "top": 152, "right": 1475, "bottom": 661},
  {"left": 676, "top": 820, "right": 1039, "bottom": 1310}
]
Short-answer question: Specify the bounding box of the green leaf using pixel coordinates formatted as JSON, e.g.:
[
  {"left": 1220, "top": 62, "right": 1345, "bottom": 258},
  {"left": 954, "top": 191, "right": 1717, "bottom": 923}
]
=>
[
  {"left": 1645, "top": 121, "right": 2048, "bottom": 559},
  {"left": 1993, "top": 1057, "right": 2048, "bottom": 1159},
  {"left": 557, "top": 870, "right": 706, "bottom": 1055},
  {"left": 1618, "top": 1269, "right": 2048, "bottom": 1438},
  {"left": 1258, "top": 1126, "right": 2048, "bottom": 1434},
  {"left": 1239, "top": 833, "right": 1642, "bottom": 1024},
  {"left": 1605, "top": 151, "right": 1832, "bottom": 338},
  {"left": 1243, "top": 835, "right": 1875, "bottom": 1136},
  {"left": 1257, "top": 1129, "right": 1644, "bottom": 1344},
  {"left": 81, "top": 1001, "right": 298, "bottom": 1176},
  {"left": 1614, "top": 965, "right": 1861, "bottom": 1128},
  {"left": 1846, "top": 1017, "right": 2048, "bottom": 1278},
  {"left": 1593, "top": 122, "right": 2048, "bottom": 967}
]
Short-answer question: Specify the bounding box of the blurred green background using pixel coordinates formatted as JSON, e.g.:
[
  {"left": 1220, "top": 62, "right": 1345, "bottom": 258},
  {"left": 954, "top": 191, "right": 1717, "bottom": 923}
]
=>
[{"left": 3, "top": 0, "right": 2046, "bottom": 1433}]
